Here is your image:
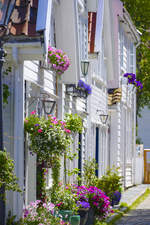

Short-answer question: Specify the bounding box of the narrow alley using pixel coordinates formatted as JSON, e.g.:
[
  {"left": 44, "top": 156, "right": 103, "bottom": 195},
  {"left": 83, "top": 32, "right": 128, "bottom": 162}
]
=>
[{"left": 116, "top": 195, "right": 150, "bottom": 225}]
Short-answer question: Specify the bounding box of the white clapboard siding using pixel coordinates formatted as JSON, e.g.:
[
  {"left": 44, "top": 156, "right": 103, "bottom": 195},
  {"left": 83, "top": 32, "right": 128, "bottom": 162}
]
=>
[
  {"left": 95, "top": 0, "right": 104, "bottom": 52},
  {"left": 91, "top": 85, "right": 107, "bottom": 123},
  {"left": 55, "top": 0, "right": 80, "bottom": 84},
  {"left": 43, "top": 69, "right": 56, "bottom": 95},
  {"left": 125, "top": 165, "right": 132, "bottom": 187},
  {"left": 76, "top": 98, "right": 86, "bottom": 113},
  {"left": 90, "top": 52, "right": 107, "bottom": 85},
  {"left": 24, "top": 61, "right": 39, "bottom": 83},
  {"left": 24, "top": 61, "right": 56, "bottom": 96}
]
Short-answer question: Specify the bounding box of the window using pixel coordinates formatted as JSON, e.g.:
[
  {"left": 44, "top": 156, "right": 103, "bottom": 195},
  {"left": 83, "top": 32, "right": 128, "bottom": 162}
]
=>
[{"left": 78, "top": 1, "right": 88, "bottom": 61}]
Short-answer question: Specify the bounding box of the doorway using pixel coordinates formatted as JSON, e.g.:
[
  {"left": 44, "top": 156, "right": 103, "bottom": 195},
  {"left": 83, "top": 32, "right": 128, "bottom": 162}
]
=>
[{"left": 144, "top": 150, "right": 150, "bottom": 183}]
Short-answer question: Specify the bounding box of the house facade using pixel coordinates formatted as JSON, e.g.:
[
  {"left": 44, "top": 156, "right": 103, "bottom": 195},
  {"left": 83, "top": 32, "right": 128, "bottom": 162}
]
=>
[{"left": 1, "top": 0, "right": 140, "bottom": 219}]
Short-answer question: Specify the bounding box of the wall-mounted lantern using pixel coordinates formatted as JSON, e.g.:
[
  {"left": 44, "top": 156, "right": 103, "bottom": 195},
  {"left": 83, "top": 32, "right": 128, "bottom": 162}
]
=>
[
  {"left": 81, "top": 60, "right": 89, "bottom": 77},
  {"left": 97, "top": 110, "right": 109, "bottom": 125},
  {"left": 42, "top": 99, "right": 56, "bottom": 115}
]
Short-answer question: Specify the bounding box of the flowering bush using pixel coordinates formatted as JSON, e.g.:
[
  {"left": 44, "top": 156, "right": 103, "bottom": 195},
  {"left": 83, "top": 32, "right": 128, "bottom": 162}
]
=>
[
  {"left": 78, "top": 80, "right": 92, "bottom": 95},
  {"left": 24, "top": 112, "right": 72, "bottom": 162},
  {"left": 22, "top": 200, "right": 70, "bottom": 225},
  {"left": 123, "top": 73, "right": 143, "bottom": 89},
  {"left": 48, "top": 46, "right": 70, "bottom": 75}
]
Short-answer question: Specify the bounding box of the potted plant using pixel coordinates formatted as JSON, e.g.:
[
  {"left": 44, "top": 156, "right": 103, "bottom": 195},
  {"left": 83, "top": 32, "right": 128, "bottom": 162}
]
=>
[
  {"left": 50, "top": 184, "right": 80, "bottom": 225},
  {"left": 96, "top": 166, "right": 123, "bottom": 206},
  {"left": 71, "top": 185, "right": 112, "bottom": 224}
]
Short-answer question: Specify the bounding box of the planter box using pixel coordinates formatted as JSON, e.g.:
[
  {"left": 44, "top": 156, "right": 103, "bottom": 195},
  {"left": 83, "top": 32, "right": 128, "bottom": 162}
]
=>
[{"left": 78, "top": 209, "right": 89, "bottom": 225}]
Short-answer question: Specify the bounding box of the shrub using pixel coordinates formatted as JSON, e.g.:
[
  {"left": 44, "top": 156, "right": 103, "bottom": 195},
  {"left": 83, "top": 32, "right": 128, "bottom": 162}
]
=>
[
  {"left": 82, "top": 159, "right": 98, "bottom": 187},
  {"left": 96, "top": 167, "right": 122, "bottom": 202},
  {"left": 0, "top": 150, "right": 21, "bottom": 193}
]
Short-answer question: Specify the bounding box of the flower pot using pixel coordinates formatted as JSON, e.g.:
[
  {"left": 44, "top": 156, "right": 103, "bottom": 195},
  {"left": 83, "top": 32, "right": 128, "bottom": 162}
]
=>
[
  {"left": 69, "top": 215, "right": 80, "bottom": 225},
  {"left": 85, "top": 208, "right": 95, "bottom": 225},
  {"left": 78, "top": 209, "right": 89, "bottom": 225},
  {"left": 111, "top": 191, "right": 121, "bottom": 206},
  {"left": 58, "top": 210, "right": 73, "bottom": 222}
]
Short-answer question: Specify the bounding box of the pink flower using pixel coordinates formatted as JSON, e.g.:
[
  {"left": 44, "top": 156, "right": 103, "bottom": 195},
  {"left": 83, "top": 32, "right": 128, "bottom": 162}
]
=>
[
  {"left": 64, "top": 128, "right": 71, "bottom": 133},
  {"left": 51, "top": 120, "right": 58, "bottom": 124},
  {"left": 24, "top": 119, "right": 28, "bottom": 123},
  {"left": 38, "top": 129, "right": 42, "bottom": 133},
  {"left": 56, "top": 202, "right": 63, "bottom": 207},
  {"left": 31, "top": 110, "right": 36, "bottom": 115}
]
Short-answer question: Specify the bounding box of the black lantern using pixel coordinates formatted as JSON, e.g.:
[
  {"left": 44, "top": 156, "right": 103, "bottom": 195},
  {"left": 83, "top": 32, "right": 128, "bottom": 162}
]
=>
[
  {"left": 42, "top": 99, "right": 56, "bottom": 115},
  {"left": 81, "top": 60, "right": 89, "bottom": 76},
  {"left": 0, "top": 1, "right": 16, "bottom": 223},
  {"left": 97, "top": 110, "right": 109, "bottom": 125}
]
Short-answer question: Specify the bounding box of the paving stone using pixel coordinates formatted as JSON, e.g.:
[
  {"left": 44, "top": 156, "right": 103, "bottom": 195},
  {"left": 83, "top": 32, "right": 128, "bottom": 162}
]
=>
[{"left": 116, "top": 194, "right": 150, "bottom": 225}]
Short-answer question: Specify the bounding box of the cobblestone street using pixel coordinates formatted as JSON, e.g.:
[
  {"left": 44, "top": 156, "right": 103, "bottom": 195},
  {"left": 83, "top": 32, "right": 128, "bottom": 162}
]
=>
[{"left": 116, "top": 195, "right": 150, "bottom": 225}]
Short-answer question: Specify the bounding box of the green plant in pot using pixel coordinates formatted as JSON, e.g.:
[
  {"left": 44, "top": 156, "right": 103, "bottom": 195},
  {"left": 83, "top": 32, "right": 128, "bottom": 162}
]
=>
[{"left": 96, "top": 166, "right": 123, "bottom": 206}]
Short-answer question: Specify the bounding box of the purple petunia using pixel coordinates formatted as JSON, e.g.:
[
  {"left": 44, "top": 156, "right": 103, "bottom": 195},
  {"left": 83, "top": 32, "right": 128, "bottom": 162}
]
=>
[
  {"left": 123, "top": 73, "right": 143, "bottom": 90},
  {"left": 78, "top": 80, "right": 92, "bottom": 95},
  {"left": 77, "top": 201, "right": 90, "bottom": 208}
]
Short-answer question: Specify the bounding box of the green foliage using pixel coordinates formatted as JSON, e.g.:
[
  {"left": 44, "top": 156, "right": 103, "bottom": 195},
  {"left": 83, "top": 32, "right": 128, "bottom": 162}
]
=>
[
  {"left": 0, "top": 150, "right": 21, "bottom": 193},
  {"left": 82, "top": 159, "right": 98, "bottom": 187},
  {"left": 49, "top": 184, "right": 79, "bottom": 213},
  {"left": 36, "top": 163, "right": 47, "bottom": 201},
  {"left": 96, "top": 167, "right": 122, "bottom": 201},
  {"left": 3, "top": 66, "right": 11, "bottom": 105},
  {"left": 65, "top": 113, "right": 83, "bottom": 133},
  {"left": 24, "top": 113, "right": 72, "bottom": 162},
  {"left": 51, "top": 156, "right": 61, "bottom": 190},
  {"left": 121, "top": 0, "right": 150, "bottom": 116},
  {"left": 6, "top": 211, "right": 21, "bottom": 225},
  {"left": 3, "top": 84, "right": 10, "bottom": 104}
]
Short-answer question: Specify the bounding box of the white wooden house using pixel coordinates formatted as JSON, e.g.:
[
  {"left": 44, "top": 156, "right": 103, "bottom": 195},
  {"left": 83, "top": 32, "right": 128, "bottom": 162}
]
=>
[
  {"left": 2, "top": 0, "right": 140, "bottom": 219},
  {"left": 106, "top": 0, "right": 140, "bottom": 187}
]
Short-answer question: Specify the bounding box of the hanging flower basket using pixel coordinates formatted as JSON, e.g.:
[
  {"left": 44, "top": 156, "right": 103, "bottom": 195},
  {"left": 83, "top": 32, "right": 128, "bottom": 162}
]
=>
[
  {"left": 78, "top": 80, "right": 92, "bottom": 95},
  {"left": 48, "top": 46, "right": 70, "bottom": 75},
  {"left": 24, "top": 112, "right": 72, "bottom": 163},
  {"left": 123, "top": 73, "right": 143, "bottom": 90}
]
